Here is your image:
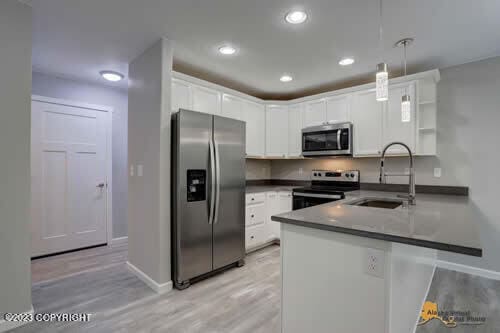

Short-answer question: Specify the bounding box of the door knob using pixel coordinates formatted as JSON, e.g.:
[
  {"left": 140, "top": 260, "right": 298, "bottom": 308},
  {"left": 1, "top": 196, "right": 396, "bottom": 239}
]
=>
[{"left": 97, "top": 183, "right": 105, "bottom": 188}]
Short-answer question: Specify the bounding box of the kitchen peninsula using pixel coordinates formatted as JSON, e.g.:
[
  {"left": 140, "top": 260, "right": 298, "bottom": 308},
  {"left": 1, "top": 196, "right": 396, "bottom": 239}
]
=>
[{"left": 272, "top": 190, "right": 482, "bottom": 333}]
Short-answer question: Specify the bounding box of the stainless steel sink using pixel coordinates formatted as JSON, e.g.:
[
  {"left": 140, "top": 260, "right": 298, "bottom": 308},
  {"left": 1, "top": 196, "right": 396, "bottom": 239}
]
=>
[{"left": 347, "top": 197, "right": 403, "bottom": 209}]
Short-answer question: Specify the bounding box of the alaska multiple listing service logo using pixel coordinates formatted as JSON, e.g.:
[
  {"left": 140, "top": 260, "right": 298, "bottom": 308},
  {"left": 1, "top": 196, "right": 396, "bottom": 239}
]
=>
[{"left": 418, "top": 301, "right": 486, "bottom": 328}]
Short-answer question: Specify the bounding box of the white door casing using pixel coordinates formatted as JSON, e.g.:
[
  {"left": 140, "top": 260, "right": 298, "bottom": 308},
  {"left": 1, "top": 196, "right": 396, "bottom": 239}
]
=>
[{"left": 31, "top": 97, "right": 112, "bottom": 257}]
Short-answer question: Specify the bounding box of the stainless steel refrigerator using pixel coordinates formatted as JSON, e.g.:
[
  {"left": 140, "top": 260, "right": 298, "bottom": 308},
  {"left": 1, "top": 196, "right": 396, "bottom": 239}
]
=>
[{"left": 172, "top": 109, "right": 246, "bottom": 290}]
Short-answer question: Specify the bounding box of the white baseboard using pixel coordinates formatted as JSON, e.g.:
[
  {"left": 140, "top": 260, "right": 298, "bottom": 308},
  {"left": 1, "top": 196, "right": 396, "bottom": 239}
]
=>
[
  {"left": 110, "top": 236, "right": 128, "bottom": 246},
  {"left": 436, "top": 260, "right": 500, "bottom": 280},
  {"left": 0, "top": 305, "right": 34, "bottom": 332},
  {"left": 126, "top": 261, "right": 173, "bottom": 294}
]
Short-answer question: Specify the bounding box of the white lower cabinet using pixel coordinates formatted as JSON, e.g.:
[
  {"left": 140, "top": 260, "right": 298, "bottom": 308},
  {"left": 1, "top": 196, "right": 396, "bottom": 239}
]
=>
[
  {"left": 245, "top": 190, "right": 293, "bottom": 251},
  {"left": 266, "top": 192, "right": 280, "bottom": 239}
]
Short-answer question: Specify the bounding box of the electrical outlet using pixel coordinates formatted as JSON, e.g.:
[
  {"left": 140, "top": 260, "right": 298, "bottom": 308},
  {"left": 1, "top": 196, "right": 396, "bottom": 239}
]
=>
[
  {"left": 299, "top": 168, "right": 303, "bottom": 174},
  {"left": 434, "top": 168, "right": 442, "bottom": 178},
  {"left": 137, "top": 165, "right": 143, "bottom": 177},
  {"left": 364, "top": 248, "right": 385, "bottom": 278},
  {"left": 130, "top": 165, "right": 134, "bottom": 177}
]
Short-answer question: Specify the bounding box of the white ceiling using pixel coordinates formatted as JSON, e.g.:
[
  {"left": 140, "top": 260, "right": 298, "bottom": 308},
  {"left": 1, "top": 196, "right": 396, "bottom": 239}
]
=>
[{"left": 31, "top": 0, "right": 500, "bottom": 99}]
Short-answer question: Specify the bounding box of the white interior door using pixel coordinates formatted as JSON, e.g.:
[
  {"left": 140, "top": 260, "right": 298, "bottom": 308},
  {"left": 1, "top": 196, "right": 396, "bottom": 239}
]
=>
[{"left": 31, "top": 100, "right": 108, "bottom": 257}]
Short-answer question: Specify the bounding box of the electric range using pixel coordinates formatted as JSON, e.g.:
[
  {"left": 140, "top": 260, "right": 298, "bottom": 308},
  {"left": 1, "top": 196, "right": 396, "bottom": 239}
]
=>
[{"left": 292, "top": 170, "right": 360, "bottom": 210}]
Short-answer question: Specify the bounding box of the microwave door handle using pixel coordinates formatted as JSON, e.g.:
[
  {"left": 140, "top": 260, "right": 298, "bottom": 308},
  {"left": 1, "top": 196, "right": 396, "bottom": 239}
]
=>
[
  {"left": 337, "top": 129, "right": 341, "bottom": 150},
  {"left": 208, "top": 138, "right": 216, "bottom": 225}
]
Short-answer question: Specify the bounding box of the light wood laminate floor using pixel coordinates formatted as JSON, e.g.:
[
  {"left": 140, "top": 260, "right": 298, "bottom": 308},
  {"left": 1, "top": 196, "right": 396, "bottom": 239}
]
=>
[{"left": 15, "top": 244, "right": 281, "bottom": 333}]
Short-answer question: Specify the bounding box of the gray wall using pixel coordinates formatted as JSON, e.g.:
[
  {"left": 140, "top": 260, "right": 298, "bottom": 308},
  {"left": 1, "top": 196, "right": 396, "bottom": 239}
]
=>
[
  {"left": 0, "top": 0, "right": 32, "bottom": 317},
  {"left": 31, "top": 72, "right": 129, "bottom": 239},
  {"left": 271, "top": 56, "right": 500, "bottom": 271},
  {"left": 128, "top": 38, "right": 173, "bottom": 285}
]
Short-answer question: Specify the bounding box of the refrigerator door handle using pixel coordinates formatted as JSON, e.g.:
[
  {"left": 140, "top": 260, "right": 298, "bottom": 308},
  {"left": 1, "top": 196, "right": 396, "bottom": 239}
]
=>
[
  {"left": 213, "top": 138, "right": 221, "bottom": 224},
  {"left": 208, "top": 138, "right": 216, "bottom": 225}
]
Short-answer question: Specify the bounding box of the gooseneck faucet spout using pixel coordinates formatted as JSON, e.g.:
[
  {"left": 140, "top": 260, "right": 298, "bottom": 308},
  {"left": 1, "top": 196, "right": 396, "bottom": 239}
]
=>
[{"left": 379, "top": 142, "right": 416, "bottom": 205}]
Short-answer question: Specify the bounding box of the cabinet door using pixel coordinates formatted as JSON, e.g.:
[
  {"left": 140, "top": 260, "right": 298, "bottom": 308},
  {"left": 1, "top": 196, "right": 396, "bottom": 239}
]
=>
[
  {"left": 351, "top": 89, "right": 383, "bottom": 156},
  {"left": 266, "top": 105, "right": 289, "bottom": 157},
  {"left": 383, "top": 83, "right": 416, "bottom": 155},
  {"left": 303, "top": 99, "right": 327, "bottom": 127},
  {"left": 171, "top": 79, "right": 191, "bottom": 112},
  {"left": 221, "top": 94, "right": 244, "bottom": 120},
  {"left": 288, "top": 104, "right": 303, "bottom": 157},
  {"left": 243, "top": 101, "right": 265, "bottom": 157},
  {"left": 326, "top": 95, "right": 350, "bottom": 123},
  {"left": 191, "top": 85, "right": 221, "bottom": 115},
  {"left": 275, "top": 191, "right": 292, "bottom": 239},
  {"left": 266, "top": 192, "right": 280, "bottom": 240}
]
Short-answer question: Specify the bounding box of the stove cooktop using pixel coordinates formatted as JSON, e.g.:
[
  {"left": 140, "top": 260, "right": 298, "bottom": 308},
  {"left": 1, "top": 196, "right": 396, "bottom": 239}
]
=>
[{"left": 293, "top": 169, "right": 360, "bottom": 195}]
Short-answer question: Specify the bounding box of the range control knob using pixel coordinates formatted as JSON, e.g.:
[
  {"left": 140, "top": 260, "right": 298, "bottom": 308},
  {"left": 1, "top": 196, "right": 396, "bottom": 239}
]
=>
[
  {"left": 345, "top": 173, "right": 350, "bottom": 178},
  {"left": 313, "top": 173, "right": 317, "bottom": 177},
  {"left": 350, "top": 173, "right": 355, "bottom": 178}
]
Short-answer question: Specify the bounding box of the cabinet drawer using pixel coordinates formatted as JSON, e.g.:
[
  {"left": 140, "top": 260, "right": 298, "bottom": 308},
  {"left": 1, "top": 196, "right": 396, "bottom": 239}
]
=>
[
  {"left": 246, "top": 192, "right": 265, "bottom": 205},
  {"left": 246, "top": 224, "right": 267, "bottom": 250},
  {"left": 245, "top": 204, "right": 265, "bottom": 226}
]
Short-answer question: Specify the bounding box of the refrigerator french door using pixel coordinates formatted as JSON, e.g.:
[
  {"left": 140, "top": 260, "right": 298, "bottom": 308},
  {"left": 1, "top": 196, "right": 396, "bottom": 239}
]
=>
[{"left": 172, "top": 109, "right": 245, "bottom": 290}]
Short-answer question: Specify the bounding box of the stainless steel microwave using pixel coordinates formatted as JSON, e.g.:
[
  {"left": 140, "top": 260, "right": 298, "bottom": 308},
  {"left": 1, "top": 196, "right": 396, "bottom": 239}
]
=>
[{"left": 302, "top": 122, "right": 353, "bottom": 157}]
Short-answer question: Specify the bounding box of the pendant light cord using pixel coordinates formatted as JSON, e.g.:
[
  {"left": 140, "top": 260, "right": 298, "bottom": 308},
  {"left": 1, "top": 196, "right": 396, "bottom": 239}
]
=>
[
  {"left": 404, "top": 41, "right": 407, "bottom": 77},
  {"left": 379, "top": 0, "right": 383, "bottom": 59}
]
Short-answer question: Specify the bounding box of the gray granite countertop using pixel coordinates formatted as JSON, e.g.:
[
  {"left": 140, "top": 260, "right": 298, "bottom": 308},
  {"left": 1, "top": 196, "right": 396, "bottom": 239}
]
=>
[
  {"left": 272, "top": 190, "right": 482, "bottom": 257},
  {"left": 246, "top": 185, "right": 300, "bottom": 194}
]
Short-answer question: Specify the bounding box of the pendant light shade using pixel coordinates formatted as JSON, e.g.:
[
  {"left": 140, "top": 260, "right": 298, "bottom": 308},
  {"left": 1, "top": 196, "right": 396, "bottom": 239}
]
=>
[
  {"left": 376, "top": 63, "right": 388, "bottom": 102},
  {"left": 401, "top": 94, "right": 411, "bottom": 122},
  {"left": 396, "top": 38, "right": 414, "bottom": 122}
]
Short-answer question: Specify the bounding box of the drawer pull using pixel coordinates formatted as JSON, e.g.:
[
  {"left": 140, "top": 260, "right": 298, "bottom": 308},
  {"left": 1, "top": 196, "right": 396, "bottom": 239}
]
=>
[
  {"left": 251, "top": 198, "right": 255, "bottom": 201},
  {"left": 251, "top": 236, "right": 254, "bottom": 239},
  {"left": 251, "top": 214, "right": 255, "bottom": 218}
]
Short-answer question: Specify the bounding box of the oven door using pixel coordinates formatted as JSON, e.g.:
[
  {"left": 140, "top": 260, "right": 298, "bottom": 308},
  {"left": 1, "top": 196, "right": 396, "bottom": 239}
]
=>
[
  {"left": 302, "top": 123, "right": 352, "bottom": 157},
  {"left": 292, "top": 192, "right": 344, "bottom": 210}
]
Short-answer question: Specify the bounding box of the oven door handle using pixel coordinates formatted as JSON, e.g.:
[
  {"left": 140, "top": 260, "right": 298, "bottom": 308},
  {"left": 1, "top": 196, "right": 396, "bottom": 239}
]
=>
[{"left": 293, "top": 193, "right": 344, "bottom": 199}]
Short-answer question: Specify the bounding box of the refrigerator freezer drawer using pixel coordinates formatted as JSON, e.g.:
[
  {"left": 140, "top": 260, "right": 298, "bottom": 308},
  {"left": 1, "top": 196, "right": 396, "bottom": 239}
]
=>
[{"left": 245, "top": 203, "right": 265, "bottom": 226}]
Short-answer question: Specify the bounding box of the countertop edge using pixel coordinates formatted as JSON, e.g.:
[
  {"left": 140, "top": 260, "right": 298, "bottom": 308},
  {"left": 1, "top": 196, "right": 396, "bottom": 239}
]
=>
[{"left": 272, "top": 215, "right": 483, "bottom": 257}]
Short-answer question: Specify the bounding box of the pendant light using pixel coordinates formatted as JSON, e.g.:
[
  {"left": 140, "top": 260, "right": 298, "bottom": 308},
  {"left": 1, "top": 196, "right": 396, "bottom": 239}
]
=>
[
  {"left": 376, "top": 0, "right": 388, "bottom": 102},
  {"left": 396, "top": 38, "right": 414, "bottom": 122}
]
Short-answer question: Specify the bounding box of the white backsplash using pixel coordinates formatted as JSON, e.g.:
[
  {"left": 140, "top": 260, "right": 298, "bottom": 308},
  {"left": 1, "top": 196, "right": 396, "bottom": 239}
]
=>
[{"left": 246, "top": 159, "right": 272, "bottom": 180}]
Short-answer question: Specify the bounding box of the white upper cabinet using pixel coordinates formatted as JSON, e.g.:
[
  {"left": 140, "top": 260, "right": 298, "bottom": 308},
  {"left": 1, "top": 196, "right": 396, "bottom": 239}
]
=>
[
  {"left": 351, "top": 89, "right": 383, "bottom": 156},
  {"left": 383, "top": 82, "right": 416, "bottom": 155},
  {"left": 303, "top": 99, "right": 327, "bottom": 127},
  {"left": 266, "top": 105, "right": 289, "bottom": 157},
  {"left": 221, "top": 94, "right": 244, "bottom": 121},
  {"left": 326, "top": 95, "right": 350, "bottom": 123},
  {"left": 243, "top": 100, "right": 266, "bottom": 157},
  {"left": 191, "top": 85, "right": 221, "bottom": 115},
  {"left": 288, "top": 104, "right": 303, "bottom": 157},
  {"left": 172, "top": 79, "right": 191, "bottom": 112}
]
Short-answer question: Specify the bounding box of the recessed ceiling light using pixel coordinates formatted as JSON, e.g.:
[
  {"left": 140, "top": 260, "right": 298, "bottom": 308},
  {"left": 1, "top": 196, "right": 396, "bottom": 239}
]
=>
[
  {"left": 285, "top": 10, "right": 308, "bottom": 24},
  {"left": 280, "top": 75, "right": 293, "bottom": 82},
  {"left": 218, "top": 45, "right": 237, "bottom": 55},
  {"left": 100, "top": 71, "right": 124, "bottom": 82},
  {"left": 339, "top": 58, "right": 355, "bottom": 66}
]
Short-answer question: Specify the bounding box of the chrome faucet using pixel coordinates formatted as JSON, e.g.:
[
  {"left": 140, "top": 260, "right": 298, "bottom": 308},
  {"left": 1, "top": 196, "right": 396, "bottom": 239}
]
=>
[{"left": 379, "top": 142, "right": 416, "bottom": 205}]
